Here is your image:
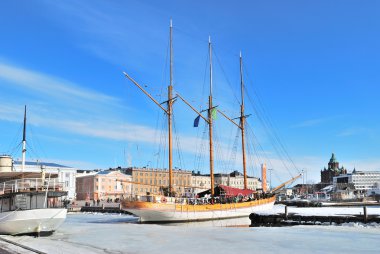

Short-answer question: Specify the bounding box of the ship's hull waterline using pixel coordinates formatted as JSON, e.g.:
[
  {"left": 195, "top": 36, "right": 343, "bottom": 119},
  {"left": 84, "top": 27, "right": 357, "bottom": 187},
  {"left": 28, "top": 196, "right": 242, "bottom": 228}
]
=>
[
  {"left": 122, "top": 196, "right": 275, "bottom": 223},
  {"left": 0, "top": 208, "right": 67, "bottom": 235}
]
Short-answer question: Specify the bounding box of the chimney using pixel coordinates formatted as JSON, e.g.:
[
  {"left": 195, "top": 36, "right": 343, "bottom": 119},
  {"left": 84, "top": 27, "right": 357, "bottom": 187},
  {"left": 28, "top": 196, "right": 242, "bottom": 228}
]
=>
[{"left": 261, "top": 163, "right": 267, "bottom": 193}]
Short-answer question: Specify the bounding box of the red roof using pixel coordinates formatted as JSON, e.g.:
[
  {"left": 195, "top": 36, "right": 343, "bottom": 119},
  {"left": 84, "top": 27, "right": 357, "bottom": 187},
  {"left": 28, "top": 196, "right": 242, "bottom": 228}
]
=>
[{"left": 218, "top": 185, "right": 255, "bottom": 197}]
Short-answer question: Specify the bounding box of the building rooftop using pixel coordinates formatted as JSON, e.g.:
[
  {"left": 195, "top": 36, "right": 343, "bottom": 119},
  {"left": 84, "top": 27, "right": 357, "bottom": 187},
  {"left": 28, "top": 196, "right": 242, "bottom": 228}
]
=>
[{"left": 13, "top": 160, "right": 72, "bottom": 168}]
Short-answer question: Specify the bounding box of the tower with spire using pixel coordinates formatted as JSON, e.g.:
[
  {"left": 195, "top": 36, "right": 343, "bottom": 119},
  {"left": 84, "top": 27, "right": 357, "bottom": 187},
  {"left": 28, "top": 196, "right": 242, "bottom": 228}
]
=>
[{"left": 321, "top": 153, "right": 347, "bottom": 185}]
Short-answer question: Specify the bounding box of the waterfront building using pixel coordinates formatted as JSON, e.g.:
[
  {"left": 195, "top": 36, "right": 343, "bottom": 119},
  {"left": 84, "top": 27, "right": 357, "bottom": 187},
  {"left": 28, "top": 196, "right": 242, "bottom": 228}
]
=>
[
  {"left": 214, "top": 170, "right": 261, "bottom": 190},
  {"left": 13, "top": 160, "right": 77, "bottom": 200},
  {"left": 333, "top": 169, "right": 380, "bottom": 192},
  {"left": 320, "top": 153, "right": 347, "bottom": 184},
  {"left": 292, "top": 184, "right": 313, "bottom": 195},
  {"left": 191, "top": 172, "right": 211, "bottom": 194},
  {"left": 278, "top": 188, "right": 293, "bottom": 197},
  {"left": 76, "top": 170, "right": 132, "bottom": 201},
  {"left": 191, "top": 170, "right": 262, "bottom": 195},
  {"left": 122, "top": 167, "right": 262, "bottom": 196},
  {"left": 124, "top": 167, "right": 192, "bottom": 196}
]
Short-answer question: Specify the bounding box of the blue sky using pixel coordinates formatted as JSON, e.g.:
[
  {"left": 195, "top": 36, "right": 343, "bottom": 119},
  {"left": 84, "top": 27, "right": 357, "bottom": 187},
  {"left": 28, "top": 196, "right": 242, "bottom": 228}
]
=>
[{"left": 0, "top": 0, "right": 379, "bottom": 186}]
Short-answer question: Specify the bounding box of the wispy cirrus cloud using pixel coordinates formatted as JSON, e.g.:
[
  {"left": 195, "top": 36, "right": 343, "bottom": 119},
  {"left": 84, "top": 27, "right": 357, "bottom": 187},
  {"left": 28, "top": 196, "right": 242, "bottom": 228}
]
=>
[
  {"left": 336, "top": 127, "right": 371, "bottom": 137},
  {"left": 0, "top": 62, "right": 117, "bottom": 105},
  {"left": 0, "top": 62, "right": 216, "bottom": 154},
  {"left": 291, "top": 116, "right": 337, "bottom": 128}
]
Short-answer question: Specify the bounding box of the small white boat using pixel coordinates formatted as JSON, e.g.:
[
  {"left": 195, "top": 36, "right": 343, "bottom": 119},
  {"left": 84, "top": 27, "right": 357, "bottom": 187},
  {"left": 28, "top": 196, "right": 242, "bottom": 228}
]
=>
[
  {"left": 0, "top": 171, "right": 68, "bottom": 235},
  {"left": 0, "top": 106, "right": 67, "bottom": 235}
]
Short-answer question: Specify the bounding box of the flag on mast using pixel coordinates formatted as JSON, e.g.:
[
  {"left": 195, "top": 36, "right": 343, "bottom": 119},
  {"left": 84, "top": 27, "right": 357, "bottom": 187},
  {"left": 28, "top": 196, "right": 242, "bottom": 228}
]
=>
[
  {"left": 193, "top": 115, "right": 201, "bottom": 127},
  {"left": 211, "top": 108, "right": 217, "bottom": 119}
]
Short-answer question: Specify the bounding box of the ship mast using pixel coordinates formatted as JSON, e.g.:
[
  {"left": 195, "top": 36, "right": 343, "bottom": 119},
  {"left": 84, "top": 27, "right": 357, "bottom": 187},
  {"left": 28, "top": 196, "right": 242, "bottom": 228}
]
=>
[
  {"left": 123, "top": 20, "right": 174, "bottom": 196},
  {"left": 21, "top": 105, "right": 27, "bottom": 172},
  {"left": 239, "top": 52, "right": 248, "bottom": 189},
  {"left": 208, "top": 37, "right": 215, "bottom": 196},
  {"left": 175, "top": 37, "right": 215, "bottom": 196},
  {"left": 168, "top": 19, "right": 174, "bottom": 195},
  {"left": 215, "top": 53, "right": 250, "bottom": 189}
]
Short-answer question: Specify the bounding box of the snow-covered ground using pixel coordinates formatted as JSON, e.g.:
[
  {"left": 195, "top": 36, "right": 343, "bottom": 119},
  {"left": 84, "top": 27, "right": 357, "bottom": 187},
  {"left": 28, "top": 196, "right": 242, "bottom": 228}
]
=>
[{"left": 0, "top": 205, "right": 379, "bottom": 254}]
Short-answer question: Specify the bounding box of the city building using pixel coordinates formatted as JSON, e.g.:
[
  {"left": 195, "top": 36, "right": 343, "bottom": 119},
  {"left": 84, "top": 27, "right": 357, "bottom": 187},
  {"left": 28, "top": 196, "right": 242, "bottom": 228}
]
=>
[
  {"left": 333, "top": 169, "right": 380, "bottom": 193},
  {"left": 214, "top": 171, "right": 261, "bottom": 190},
  {"left": 191, "top": 170, "right": 262, "bottom": 195},
  {"left": 191, "top": 172, "right": 211, "bottom": 195},
  {"left": 13, "top": 160, "right": 77, "bottom": 200},
  {"left": 123, "top": 167, "right": 192, "bottom": 196},
  {"left": 76, "top": 170, "right": 132, "bottom": 201},
  {"left": 121, "top": 167, "right": 262, "bottom": 197},
  {"left": 320, "top": 153, "right": 347, "bottom": 184}
]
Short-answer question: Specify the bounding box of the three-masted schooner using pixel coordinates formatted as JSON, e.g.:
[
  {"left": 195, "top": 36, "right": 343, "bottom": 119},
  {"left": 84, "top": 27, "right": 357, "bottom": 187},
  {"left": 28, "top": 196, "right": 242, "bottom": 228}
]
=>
[{"left": 121, "top": 21, "right": 297, "bottom": 223}]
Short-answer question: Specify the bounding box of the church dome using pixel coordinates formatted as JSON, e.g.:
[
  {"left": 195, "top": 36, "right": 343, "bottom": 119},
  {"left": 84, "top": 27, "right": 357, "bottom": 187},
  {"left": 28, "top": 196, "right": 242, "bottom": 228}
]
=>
[{"left": 329, "top": 153, "right": 337, "bottom": 163}]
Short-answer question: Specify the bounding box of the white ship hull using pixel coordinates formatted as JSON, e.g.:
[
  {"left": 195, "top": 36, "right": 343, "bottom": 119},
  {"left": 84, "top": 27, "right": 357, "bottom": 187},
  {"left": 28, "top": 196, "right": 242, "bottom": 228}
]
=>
[
  {"left": 0, "top": 208, "right": 67, "bottom": 235},
  {"left": 122, "top": 197, "right": 275, "bottom": 223}
]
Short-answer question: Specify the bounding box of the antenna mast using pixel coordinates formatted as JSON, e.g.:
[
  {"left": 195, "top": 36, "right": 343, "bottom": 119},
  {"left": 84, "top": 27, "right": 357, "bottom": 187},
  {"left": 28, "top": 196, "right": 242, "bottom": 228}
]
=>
[{"left": 22, "top": 105, "right": 27, "bottom": 172}]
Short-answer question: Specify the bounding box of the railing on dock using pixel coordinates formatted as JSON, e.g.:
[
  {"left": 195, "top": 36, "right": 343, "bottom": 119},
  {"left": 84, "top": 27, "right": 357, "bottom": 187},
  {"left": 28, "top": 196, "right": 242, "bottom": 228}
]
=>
[
  {"left": 77, "top": 204, "right": 132, "bottom": 215},
  {"left": 249, "top": 206, "right": 380, "bottom": 227},
  {"left": 0, "top": 178, "right": 64, "bottom": 194}
]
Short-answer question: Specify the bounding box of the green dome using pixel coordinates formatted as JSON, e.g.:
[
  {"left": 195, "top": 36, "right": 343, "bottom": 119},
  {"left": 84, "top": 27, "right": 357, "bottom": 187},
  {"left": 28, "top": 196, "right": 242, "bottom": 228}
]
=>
[{"left": 329, "top": 153, "right": 337, "bottom": 163}]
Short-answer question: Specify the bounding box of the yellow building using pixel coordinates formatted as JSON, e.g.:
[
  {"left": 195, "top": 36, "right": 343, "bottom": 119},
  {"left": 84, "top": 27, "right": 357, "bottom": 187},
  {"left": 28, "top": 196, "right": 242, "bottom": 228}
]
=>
[
  {"left": 76, "top": 170, "right": 132, "bottom": 201},
  {"left": 124, "top": 167, "right": 192, "bottom": 196}
]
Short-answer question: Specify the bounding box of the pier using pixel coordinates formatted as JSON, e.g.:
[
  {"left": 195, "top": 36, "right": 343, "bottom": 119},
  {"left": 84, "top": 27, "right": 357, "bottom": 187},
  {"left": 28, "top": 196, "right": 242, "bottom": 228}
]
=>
[
  {"left": 68, "top": 203, "right": 132, "bottom": 215},
  {"left": 249, "top": 206, "right": 380, "bottom": 227}
]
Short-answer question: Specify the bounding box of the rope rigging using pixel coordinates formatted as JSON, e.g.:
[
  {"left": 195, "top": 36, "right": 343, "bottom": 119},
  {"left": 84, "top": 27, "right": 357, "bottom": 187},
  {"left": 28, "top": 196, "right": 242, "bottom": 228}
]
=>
[
  {"left": 226, "top": 127, "right": 240, "bottom": 173},
  {"left": 193, "top": 121, "right": 208, "bottom": 174},
  {"left": 242, "top": 64, "right": 301, "bottom": 175},
  {"left": 246, "top": 121, "right": 294, "bottom": 181},
  {"left": 5, "top": 123, "right": 23, "bottom": 156},
  {"left": 172, "top": 113, "right": 185, "bottom": 170},
  {"left": 132, "top": 24, "right": 300, "bottom": 191}
]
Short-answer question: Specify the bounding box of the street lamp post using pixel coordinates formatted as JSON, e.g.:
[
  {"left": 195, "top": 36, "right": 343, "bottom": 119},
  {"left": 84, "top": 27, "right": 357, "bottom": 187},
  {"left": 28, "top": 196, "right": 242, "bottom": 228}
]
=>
[
  {"left": 268, "top": 169, "right": 273, "bottom": 190},
  {"left": 302, "top": 168, "right": 307, "bottom": 195}
]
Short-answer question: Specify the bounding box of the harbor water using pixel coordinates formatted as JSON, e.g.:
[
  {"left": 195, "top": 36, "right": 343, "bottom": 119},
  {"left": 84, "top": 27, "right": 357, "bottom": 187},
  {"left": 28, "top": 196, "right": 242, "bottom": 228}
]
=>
[{"left": 1, "top": 205, "right": 380, "bottom": 254}]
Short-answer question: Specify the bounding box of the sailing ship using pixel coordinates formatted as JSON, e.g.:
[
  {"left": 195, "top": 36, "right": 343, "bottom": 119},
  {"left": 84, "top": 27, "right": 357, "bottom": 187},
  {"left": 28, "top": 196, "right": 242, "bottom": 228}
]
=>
[
  {"left": 121, "top": 21, "right": 300, "bottom": 222},
  {"left": 0, "top": 106, "right": 67, "bottom": 235}
]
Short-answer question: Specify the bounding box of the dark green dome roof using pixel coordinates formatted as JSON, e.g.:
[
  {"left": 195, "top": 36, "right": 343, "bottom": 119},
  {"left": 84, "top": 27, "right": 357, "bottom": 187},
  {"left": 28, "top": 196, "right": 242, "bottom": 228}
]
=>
[{"left": 329, "top": 153, "right": 337, "bottom": 163}]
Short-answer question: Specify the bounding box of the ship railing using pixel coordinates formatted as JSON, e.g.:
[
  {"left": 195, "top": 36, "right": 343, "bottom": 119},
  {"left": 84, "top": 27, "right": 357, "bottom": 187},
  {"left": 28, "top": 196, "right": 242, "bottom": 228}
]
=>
[
  {"left": 123, "top": 194, "right": 266, "bottom": 205},
  {"left": 0, "top": 178, "right": 65, "bottom": 194}
]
